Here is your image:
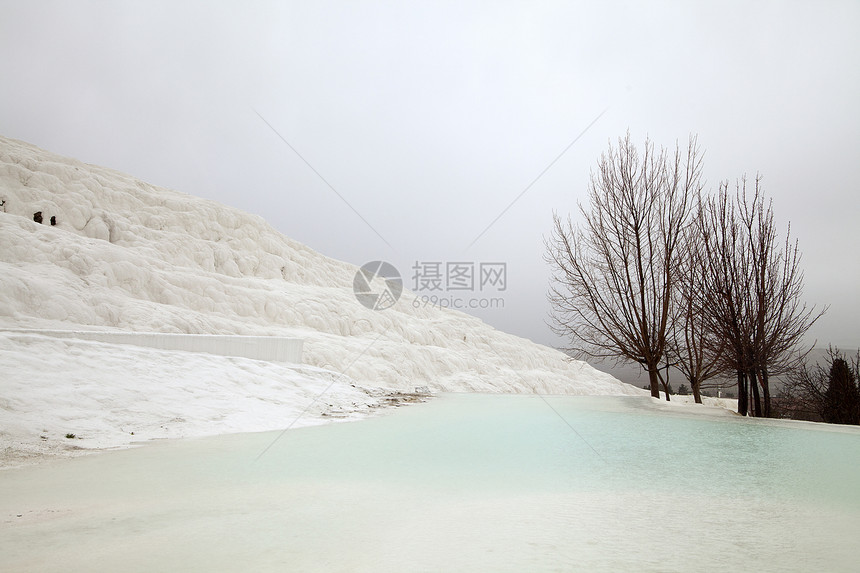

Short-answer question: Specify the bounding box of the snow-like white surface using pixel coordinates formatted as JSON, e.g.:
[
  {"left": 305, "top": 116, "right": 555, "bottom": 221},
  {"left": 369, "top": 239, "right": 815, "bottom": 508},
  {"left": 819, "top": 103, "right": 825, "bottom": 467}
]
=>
[
  {"left": 0, "top": 135, "right": 642, "bottom": 466},
  {"left": 0, "top": 331, "right": 381, "bottom": 468},
  {"left": 5, "top": 329, "right": 305, "bottom": 363},
  {"left": 654, "top": 393, "right": 739, "bottom": 413}
]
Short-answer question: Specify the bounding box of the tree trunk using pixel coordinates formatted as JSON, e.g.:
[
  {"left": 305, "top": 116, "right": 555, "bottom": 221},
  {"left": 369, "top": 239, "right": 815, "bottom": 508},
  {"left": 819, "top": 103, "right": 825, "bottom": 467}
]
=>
[
  {"left": 647, "top": 365, "right": 661, "bottom": 398},
  {"left": 750, "top": 369, "right": 762, "bottom": 417},
  {"left": 737, "top": 369, "right": 748, "bottom": 416},
  {"left": 648, "top": 365, "right": 660, "bottom": 400},
  {"left": 761, "top": 367, "right": 772, "bottom": 418},
  {"left": 691, "top": 376, "right": 703, "bottom": 404}
]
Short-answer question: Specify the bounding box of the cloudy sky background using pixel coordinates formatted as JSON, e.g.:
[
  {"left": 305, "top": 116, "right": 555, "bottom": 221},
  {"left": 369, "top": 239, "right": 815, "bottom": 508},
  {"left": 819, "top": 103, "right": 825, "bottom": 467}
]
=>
[{"left": 2, "top": 1, "right": 859, "bottom": 353}]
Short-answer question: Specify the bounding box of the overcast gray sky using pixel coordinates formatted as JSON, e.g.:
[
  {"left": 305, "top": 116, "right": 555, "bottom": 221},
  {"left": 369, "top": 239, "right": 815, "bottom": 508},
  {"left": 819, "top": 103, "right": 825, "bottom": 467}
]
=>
[{"left": 2, "top": 0, "right": 859, "bottom": 350}]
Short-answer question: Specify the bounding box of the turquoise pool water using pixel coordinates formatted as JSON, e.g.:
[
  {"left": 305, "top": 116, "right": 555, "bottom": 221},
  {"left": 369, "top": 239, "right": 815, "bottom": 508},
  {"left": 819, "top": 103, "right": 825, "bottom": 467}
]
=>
[{"left": 3, "top": 394, "right": 860, "bottom": 572}]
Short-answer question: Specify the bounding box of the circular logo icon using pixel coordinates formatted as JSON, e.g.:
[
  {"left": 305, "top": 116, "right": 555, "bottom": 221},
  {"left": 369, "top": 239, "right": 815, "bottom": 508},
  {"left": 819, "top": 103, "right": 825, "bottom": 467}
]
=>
[{"left": 353, "top": 261, "right": 402, "bottom": 311}]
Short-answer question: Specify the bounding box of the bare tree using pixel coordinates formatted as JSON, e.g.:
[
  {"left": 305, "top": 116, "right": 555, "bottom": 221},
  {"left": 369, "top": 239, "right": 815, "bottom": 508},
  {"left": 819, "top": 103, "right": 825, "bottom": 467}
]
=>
[
  {"left": 669, "top": 214, "right": 727, "bottom": 403},
  {"left": 778, "top": 355, "right": 828, "bottom": 421},
  {"left": 696, "top": 177, "right": 824, "bottom": 416},
  {"left": 546, "top": 133, "right": 703, "bottom": 399},
  {"left": 779, "top": 348, "right": 860, "bottom": 423},
  {"left": 696, "top": 184, "right": 754, "bottom": 413}
]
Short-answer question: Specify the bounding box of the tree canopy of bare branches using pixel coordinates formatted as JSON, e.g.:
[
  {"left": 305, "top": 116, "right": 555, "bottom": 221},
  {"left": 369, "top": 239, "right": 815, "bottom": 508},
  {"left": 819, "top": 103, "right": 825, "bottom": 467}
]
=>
[
  {"left": 669, "top": 218, "right": 727, "bottom": 403},
  {"left": 546, "top": 133, "right": 703, "bottom": 399},
  {"left": 694, "top": 177, "right": 825, "bottom": 416}
]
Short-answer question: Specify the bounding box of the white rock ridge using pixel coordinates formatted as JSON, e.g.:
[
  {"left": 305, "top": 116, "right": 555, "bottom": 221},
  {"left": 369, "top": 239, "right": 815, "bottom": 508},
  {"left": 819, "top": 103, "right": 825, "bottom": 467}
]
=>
[{"left": 0, "top": 135, "right": 641, "bottom": 465}]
